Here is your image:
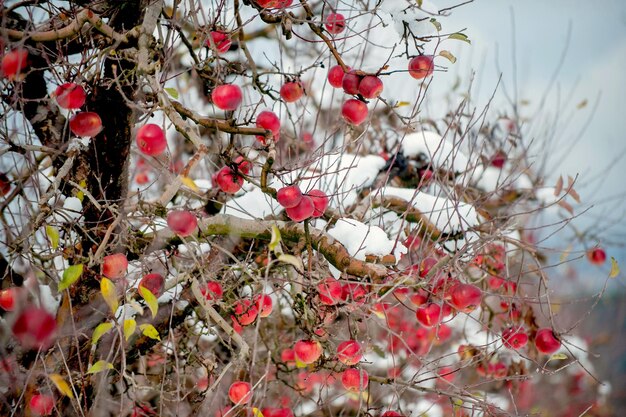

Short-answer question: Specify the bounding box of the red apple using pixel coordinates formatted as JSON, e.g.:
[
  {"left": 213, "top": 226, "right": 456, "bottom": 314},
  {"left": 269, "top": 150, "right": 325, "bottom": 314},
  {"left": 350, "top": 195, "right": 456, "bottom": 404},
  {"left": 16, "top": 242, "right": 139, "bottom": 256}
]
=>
[
  {"left": 212, "top": 85, "right": 243, "bottom": 111},
  {"left": 336, "top": 340, "right": 362, "bottom": 365},
  {"left": 342, "top": 71, "right": 361, "bottom": 95},
  {"left": 277, "top": 185, "right": 303, "bottom": 208},
  {"left": 448, "top": 283, "right": 482, "bottom": 312},
  {"left": 587, "top": 247, "right": 606, "bottom": 265},
  {"left": 418, "top": 257, "right": 437, "bottom": 277},
  {"left": 534, "top": 328, "right": 561, "bottom": 354},
  {"left": 0, "top": 287, "right": 17, "bottom": 311},
  {"left": 281, "top": 348, "right": 296, "bottom": 365},
  {"left": 341, "top": 99, "right": 368, "bottom": 126},
  {"left": 201, "top": 281, "right": 224, "bottom": 301},
  {"left": 167, "top": 210, "right": 197, "bottom": 237},
  {"left": 136, "top": 124, "right": 167, "bottom": 156},
  {"left": 285, "top": 195, "right": 314, "bottom": 222},
  {"left": 12, "top": 307, "right": 57, "bottom": 349},
  {"left": 139, "top": 273, "right": 165, "bottom": 297},
  {"left": 382, "top": 412, "right": 404, "bottom": 417},
  {"left": 488, "top": 276, "right": 505, "bottom": 290},
  {"left": 233, "top": 299, "right": 258, "bottom": 326},
  {"left": 416, "top": 303, "right": 443, "bottom": 328},
  {"left": 328, "top": 65, "right": 349, "bottom": 88},
  {"left": 256, "top": 110, "right": 281, "bottom": 143},
  {"left": 358, "top": 75, "right": 383, "bottom": 99},
  {"left": 215, "top": 167, "right": 244, "bottom": 194},
  {"left": 0, "top": 172, "right": 11, "bottom": 196},
  {"left": 325, "top": 13, "right": 346, "bottom": 35},
  {"left": 29, "top": 393, "right": 55, "bottom": 416},
  {"left": 102, "top": 253, "right": 128, "bottom": 279},
  {"left": 234, "top": 156, "right": 252, "bottom": 174},
  {"left": 294, "top": 339, "right": 323, "bottom": 364},
  {"left": 317, "top": 278, "right": 343, "bottom": 305},
  {"left": 228, "top": 381, "right": 252, "bottom": 404},
  {"left": 341, "top": 368, "right": 368, "bottom": 391},
  {"left": 307, "top": 189, "right": 329, "bottom": 217},
  {"left": 408, "top": 55, "right": 434, "bottom": 79},
  {"left": 502, "top": 326, "right": 529, "bottom": 350},
  {"left": 262, "top": 408, "right": 294, "bottom": 417},
  {"left": 69, "top": 112, "right": 103, "bottom": 137},
  {"left": 207, "top": 31, "right": 232, "bottom": 54},
  {"left": 55, "top": 83, "right": 86, "bottom": 109},
  {"left": 135, "top": 172, "right": 150, "bottom": 185},
  {"left": 280, "top": 81, "right": 304, "bottom": 102},
  {"left": 490, "top": 150, "right": 507, "bottom": 168},
  {"left": 1, "top": 49, "right": 28, "bottom": 80},
  {"left": 255, "top": 294, "right": 273, "bottom": 317}
]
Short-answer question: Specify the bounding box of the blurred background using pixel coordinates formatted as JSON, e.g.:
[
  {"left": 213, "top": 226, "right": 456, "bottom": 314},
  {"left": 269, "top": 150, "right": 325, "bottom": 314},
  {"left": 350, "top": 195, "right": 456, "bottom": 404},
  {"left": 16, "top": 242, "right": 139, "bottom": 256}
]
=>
[{"left": 429, "top": 0, "right": 626, "bottom": 411}]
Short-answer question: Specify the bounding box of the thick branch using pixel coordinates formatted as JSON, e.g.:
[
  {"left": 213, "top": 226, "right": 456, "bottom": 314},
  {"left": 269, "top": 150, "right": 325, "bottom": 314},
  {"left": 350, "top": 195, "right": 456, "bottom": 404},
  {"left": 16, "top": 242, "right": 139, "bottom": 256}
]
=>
[{"left": 171, "top": 101, "right": 271, "bottom": 137}]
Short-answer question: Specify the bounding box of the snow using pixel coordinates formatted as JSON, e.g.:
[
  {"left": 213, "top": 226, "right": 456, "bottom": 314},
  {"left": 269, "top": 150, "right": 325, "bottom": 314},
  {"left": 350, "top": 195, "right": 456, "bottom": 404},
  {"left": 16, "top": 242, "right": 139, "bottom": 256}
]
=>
[
  {"left": 222, "top": 187, "right": 280, "bottom": 220},
  {"left": 400, "top": 130, "right": 469, "bottom": 174},
  {"left": 328, "top": 218, "right": 407, "bottom": 262}
]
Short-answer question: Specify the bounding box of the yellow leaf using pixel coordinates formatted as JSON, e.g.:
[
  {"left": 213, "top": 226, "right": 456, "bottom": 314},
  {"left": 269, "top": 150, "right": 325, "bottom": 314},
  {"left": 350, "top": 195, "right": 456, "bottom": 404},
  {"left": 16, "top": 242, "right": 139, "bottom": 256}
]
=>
[
  {"left": 100, "top": 278, "right": 118, "bottom": 314},
  {"left": 295, "top": 358, "right": 307, "bottom": 369},
  {"left": 394, "top": 101, "right": 410, "bottom": 108},
  {"left": 46, "top": 225, "right": 59, "bottom": 250},
  {"left": 439, "top": 50, "right": 457, "bottom": 64},
  {"left": 123, "top": 319, "right": 136, "bottom": 341},
  {"left": 269, "top": 225, "right": 282, "bottom": 252},
  {"left": 278, "top": 254, "right": 303, "bottom": 272},
  {"left": 49, "top": 374, "right": 74, "bottom": 398},
  {"left": 139, "top": 286, "right": 159, "bottom": 319},
  {"left": 59, "top": 264, "right": 83, "bottom": 291},
  {"left": 75, "top": 179, "right": 87, "bottom": 202},
  {"left": 609, "top": 257, "right": 620, "bottom": 278},
  {"left": 252, "top": 408, "right": 265, "bottom": 417},
  {"left": 549, "top": 353, "right": 568, "bottom": 362},
  {"left": 87, "top": 360, "right": 114, "bottom": 374},
  {"left": 181, "top": 176, "right": 199, "bottom": 192},
  {"left": 140, "top": 324, "right": 160, "bottom": 341},
  {"left": 92, "top": 322, "right": 114, "bottom": 345}
]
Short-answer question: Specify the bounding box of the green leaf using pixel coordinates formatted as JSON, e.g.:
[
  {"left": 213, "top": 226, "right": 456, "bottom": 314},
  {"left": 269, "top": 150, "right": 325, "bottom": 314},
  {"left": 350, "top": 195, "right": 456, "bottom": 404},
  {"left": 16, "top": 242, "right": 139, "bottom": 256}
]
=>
[
  {"left": 448, "top": 32, "right": 471, "bottom": 44},
  {"left": 278, "top": 254, "right": 304, "bottom": 273},
  {"left": 139, "top": 286, "right": 159, "bottom": 319},
  {"left": 439, "top": 50, "right": 456, "bottom": 64},
  {"left": 165, "top": 87, "right": 179, "bottom": 99},
  {"left": 123, "top": 319, "right": 136, "bottom": 341},
  {"left": 269, "top": 225, "right": 282, "bottom": 252},
  {"left": 430, "top": 18, "right": 441, "bottom": 32},
  {"left": 87, "top": 360, "right": 114, "bottom": 374},
  {"left": 59, "top": 264, "right": 83, "bottom": 291},
  {"left": 609, "top": 257, "right": 620, "bottom": 278},
  {"left": 140, "top": 324, "right": 160, "bottom": 341},
  {"left": 46, "top": 225, "right": 59, "bottom": 250},
  {"left": 549, "top": 353, "right": 568, "bottom": 361},
  {"left": 417, "top": 0, "right": 423, "bottom": 6},
  {"left": 92, "top": 322, "right": 114, "bottom": 345},
  {"left": 100, "top": 277, "right": 118, "bottom": 314}
]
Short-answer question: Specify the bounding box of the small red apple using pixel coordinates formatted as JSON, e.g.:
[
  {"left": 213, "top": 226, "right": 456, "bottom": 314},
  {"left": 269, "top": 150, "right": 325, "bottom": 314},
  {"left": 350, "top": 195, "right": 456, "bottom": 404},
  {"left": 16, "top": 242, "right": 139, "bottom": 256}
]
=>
[
  {"left": 102, "top": 253, "right": 128, "bottom": 279},
  {"left": 325, "top": 13, "right": 346, "bottom": 35},
  {"left": 341, "top": 99, "right": 368, "bottom": 126},
  {"left": 262, "top": 408, "right": 294, "bottom": 417},
  {"left": 69, "top": 112, "right": 103, "bottom": 137},
  {"left": 358, "top": 75, "right": 383, "bottom": 99},
  {"left": 280, "top": 81, "right": 304, "bottom": 102},
  {"left": 233, "top": 299, "right": 258, "bottom": 326},
  {"left": 341, "top": 368, "right": 368, "bottom": 391},
  {"left": 29, "top": 393, "right": 55, "bottom": 416},
  {"left": 234, "top": 156, "right": 252, "bottom": 174},
  {"left": 212, "top": 85, "right": 243, "bottom": 111},
  {"left": 1, "top": 49, "right": 28, "bottom": 80},
  {"left": 382, "top": 412, "right": 404, "bottom": 417},
  {"left": 587, "top": 247, "right": 606, "bottom": 265},
  {"left": 0, "top": 287, "right": 17, "bottom": 311},
  {"left": 255, "top": 294, "right": 273, "bottom": 317},
  {"left": 215, "top": 167, "right": 244, "bottom": 194},
  {"left": 317, "top": 278, "right": 343, "bottom": 305},
  {"left": 139, "top": 273, "right": 165, "bottom": 297},
  {"left": 490, "top": 150, "right": 507, "bottom": 168},
  {"left": 55, "top": 83, "right": 86, "bottom": 109},
  {"left": 534, "top": 328, "right": 561, "bottom": 354},
  {"left": 307, "top": 189, "right": 329, "bottom": 217},
  {"left": 256, "top": 110, "right": 281, "bottom": 143},
  {"left": 207, "top": 31, "right": 232, "bottom": 54},
  {"left": 294, "top": 339, "right": 323, "bottom": 364},
  {"left": 201, "top": 281, "right": 224, "bottom": 301},
  {"left": 416, "top": 303, "right": 443, "bottom": 328},
  {"left": 328, "top": 65, "right": 349, "bottom": 88},
  {"left": 277, "top": 185, "right": 303, "bottom": 208},
  {"left": 342, "top": 71, "right": 361, "bottom": 95},
  {"left": 448, "top": 283, "right": 482, "bottom": 312},
  {"left": 0, "top": 172, "right": 11, "bottom": 196},
  {"left": 408, "top": 55, "right": 434, "bottom": 79},
  {"left": 502, "top": 326, "right": 529, "bottom": 350},
  {"left": 12, "top": 307, "right": 57, "bottom": 349},
  {"left": 285, "top": 195, "right": 314, "bottom": 222},
  {"left": 167, "top": 210, "right": 197, "bottom": 237},
  {"left": 136, "top": 124, "right": 167, "bottom": 156},
  {"left": 228, "top": 381, "right": 252, "bottom": 404},
  {"left": 336, "top": 340, "right": 362, "bottom": 365}
]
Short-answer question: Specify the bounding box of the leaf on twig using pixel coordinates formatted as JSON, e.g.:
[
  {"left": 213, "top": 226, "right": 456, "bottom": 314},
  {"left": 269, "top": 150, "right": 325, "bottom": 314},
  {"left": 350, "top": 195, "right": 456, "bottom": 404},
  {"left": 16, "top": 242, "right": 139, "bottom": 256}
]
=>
[
  {"left": 49, "top": 374, "right": 74, "bottom": 398},
  {"left": 269, "top": 225, "right": 282, "bottom": 252},
  {"left": 87, "top": 360, "right": 114, "bottom": 374},
  {"left": 448, "top": 32, "right": 471, "bottom": 43},
  {"left": 139, "top": 286, "right": 158, "bottom": 318},
  {"left": 548, "top": 353, "right": 568, "bottom": 362},
  {"left": 429, "top": 18, "right": 441, "bottom": 31},
  {"left": 46, "top": 225, "right": 59, "bottom": 250},
  {"left": 140, "top": 324, "right": 160, "bottom": 341},
  {"left": 59, "top": 264, "right": 83, "bottom": 291},
  {"left": 181, "top": 176, "right": 199, "bottom": 192},
  {"left": 278, "top": 254, "right": 304, "bottom": 273},
  {"left": 439, "top": 50, "right": 456, "bottom": 64},
  {"left": 560, "top": 244, "right": 572, "bottom": 262},
  {"left": 124, "top": 319, "right": 137, "bottom": 341},
  {"left": 100, "top": 278, "right": 118, "bottom": 314},
  {"left": 609, "top": 257, "right": 620, "bottom": 278},
  {"left": 554, "top": 175, "right": 563, "bottom": 196},
  {"left": 557, "top": 200, "right": 574, "bottom": 215},
  {"left": 568, "top": 187, "right": 581, "bottom": 203},
  {"left": 165, "top": 87, "right": 179, "bottom": 99},
  {"left": 92, "top": 321, "right": 113, "bottom": 345}
]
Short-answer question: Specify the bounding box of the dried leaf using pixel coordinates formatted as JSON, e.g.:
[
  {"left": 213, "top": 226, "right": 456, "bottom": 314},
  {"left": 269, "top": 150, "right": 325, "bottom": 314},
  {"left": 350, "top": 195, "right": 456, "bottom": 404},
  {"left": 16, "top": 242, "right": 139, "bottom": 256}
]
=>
[
  {"left": 568, "top": 187, "right": 581, "bottom": 203},
  {"left": 610, "top": 257, "right": 620, "bottom": 278},
  {"left": 100, "top": 278, "right": 118, "bottom": 314},
  {"left": 439, "top": 50, "right": 456, "bottom": 64},
  {"left": 139, "top": 286, "right": 159, "bottom": 319},
  {"left": 87, "top": 360, "right": 114, "bottom": 374},
  {"left": 59, "top": 264, "right": 83, "bottom": 291},
  {"left": 49, "top": 374, "right": 74, "bottom": 398},
  {"left": 557, "top": 200, "right": 574, "bottom": 215},
  {"left": 576, "top": 99, "right": 588, "bottom": 109},
  {"left": 567, "top": 175, "right": 575, "bottom": 189},
  {"left": 429, "top": 17, "right": 441, "bottom": 31},
  {"left": 140, "top": 324, "right": 160, "bottom": 341},
  {"left": 92, "top": 322, "right": 114, "bottom": 345},
  {"left": 554, "top": 176, "right": 563, "bottom": 196},
  {"left": 46, "top": 225, "right": 59, "bottom": 250},
  {"left": 448, "top": 32, "right": 471, "bottom": 43},
  {"left": 123, "top": 319, "right": 137, "bottom": 341},
  {"left": 278, "top": 254, "right": 304, "bottom": 273}
]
